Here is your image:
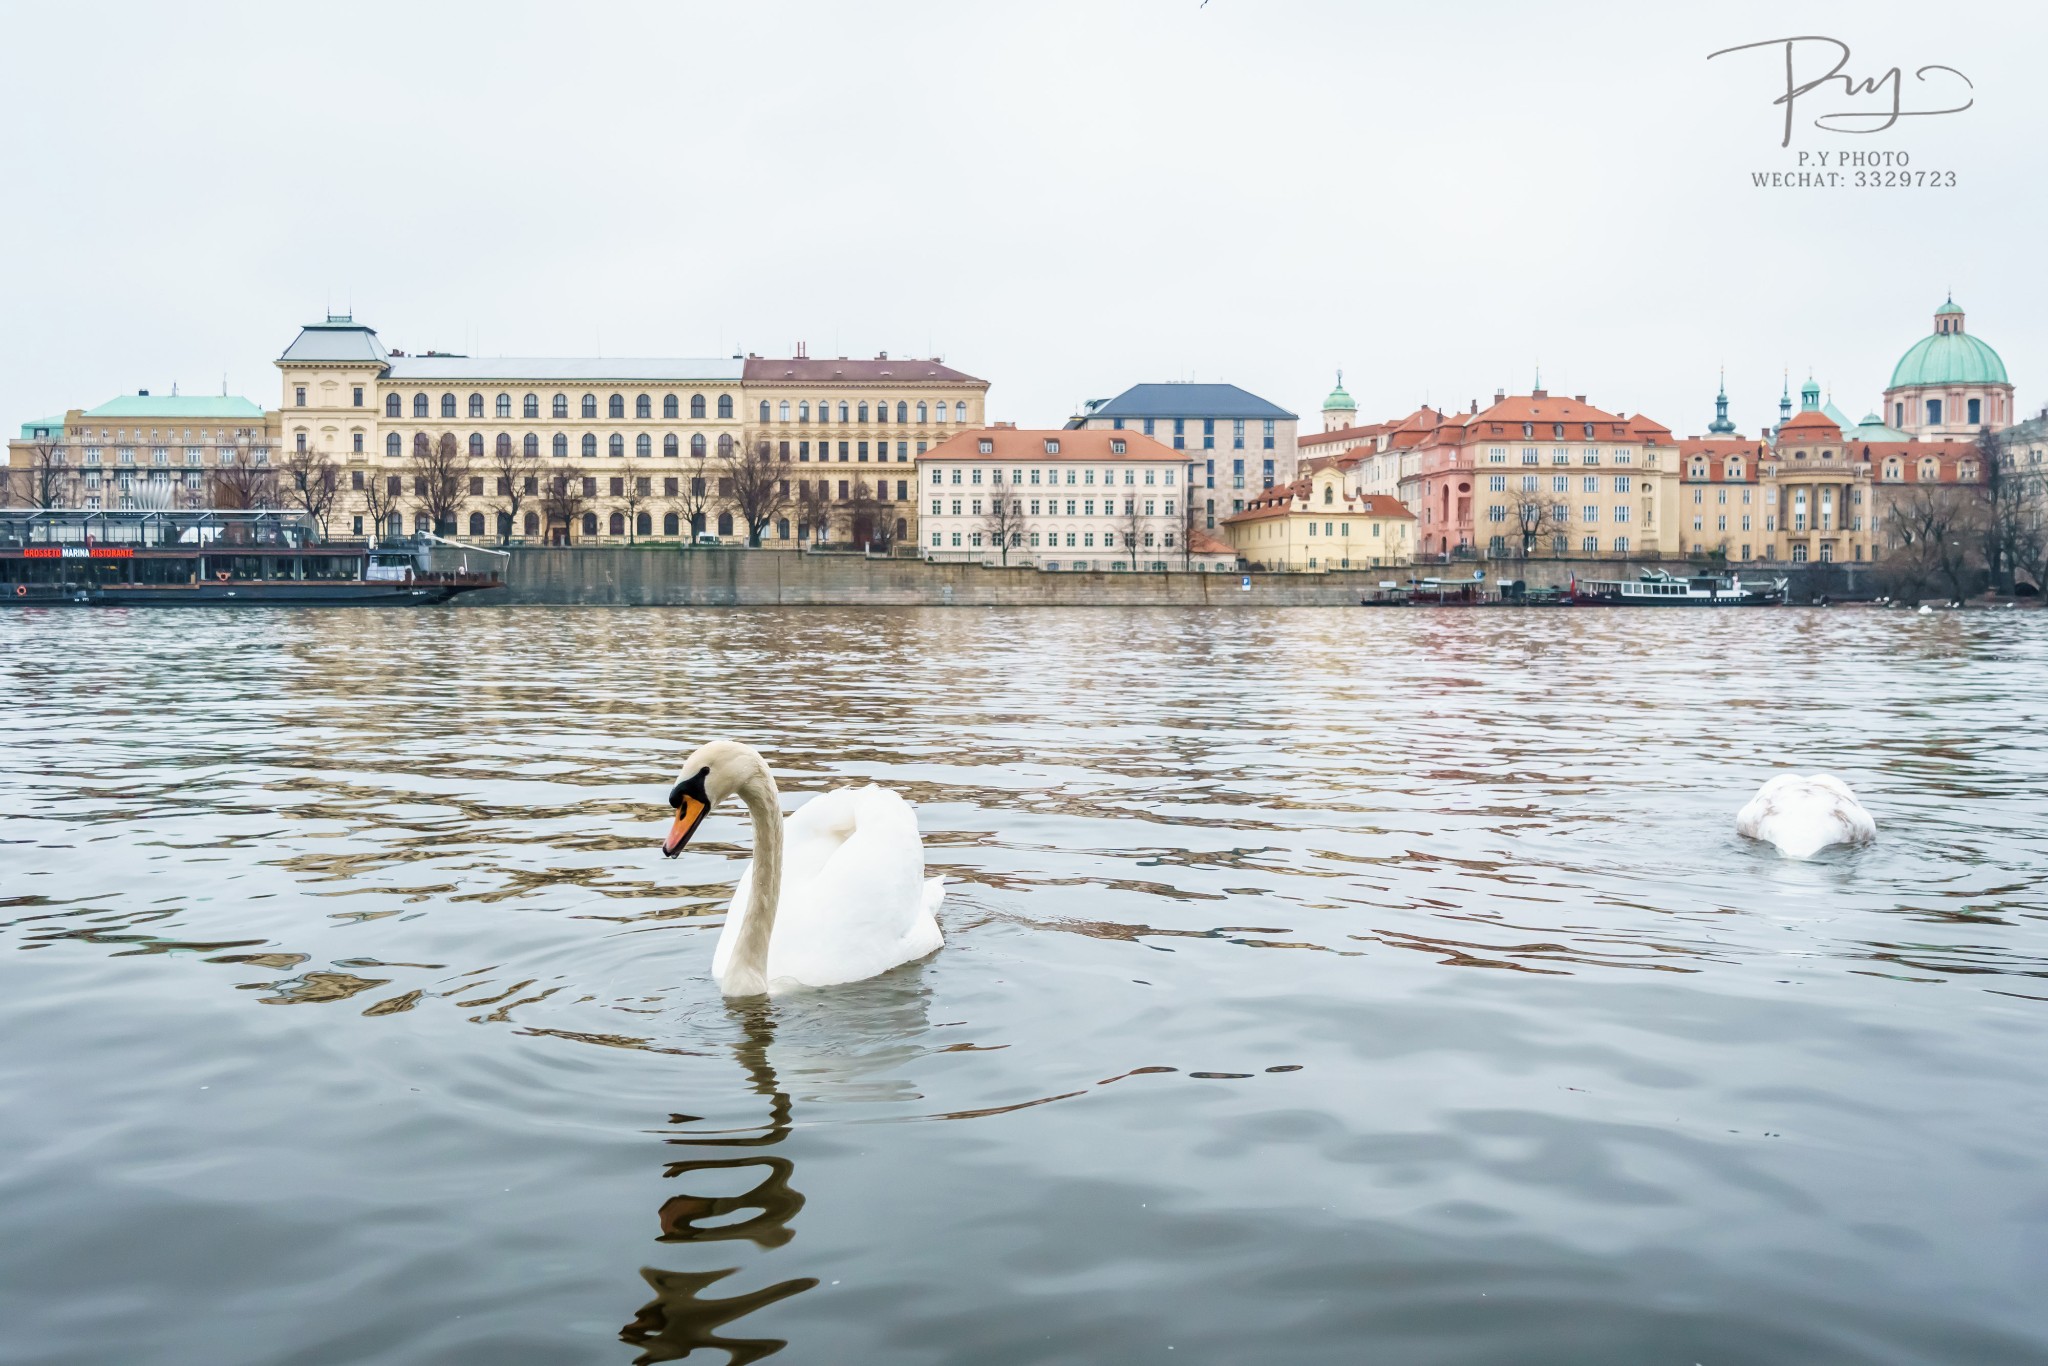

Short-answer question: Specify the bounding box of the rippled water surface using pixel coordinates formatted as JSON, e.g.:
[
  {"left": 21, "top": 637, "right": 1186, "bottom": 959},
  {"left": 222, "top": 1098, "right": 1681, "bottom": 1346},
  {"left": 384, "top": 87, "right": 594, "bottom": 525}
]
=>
[{"left": 3, "top": 605, "right": 2047, "bottom": 1365}]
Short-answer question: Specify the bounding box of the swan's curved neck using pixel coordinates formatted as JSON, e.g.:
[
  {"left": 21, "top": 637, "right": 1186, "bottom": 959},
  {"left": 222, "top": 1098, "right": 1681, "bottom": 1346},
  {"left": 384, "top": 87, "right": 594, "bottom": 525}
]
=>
[{"left": 722, "top": 761, "right": 782, "bottom": 996}]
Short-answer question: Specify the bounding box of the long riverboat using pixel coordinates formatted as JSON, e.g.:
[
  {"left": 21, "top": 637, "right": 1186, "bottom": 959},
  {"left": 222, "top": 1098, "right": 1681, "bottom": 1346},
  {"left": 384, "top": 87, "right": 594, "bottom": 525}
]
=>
[
  {"left": 1569, "top": 567, "right": 1787, "bottom": 607},
  {"left": 0, "top": 509, "right": 503, "bottom": 606}
]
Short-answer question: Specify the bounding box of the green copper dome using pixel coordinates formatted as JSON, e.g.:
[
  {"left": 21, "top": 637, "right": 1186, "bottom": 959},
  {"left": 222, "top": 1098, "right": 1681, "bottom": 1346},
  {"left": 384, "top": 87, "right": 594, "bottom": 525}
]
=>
[
  {"left": 1935, "top": 298, "right": 1964, "bottom": 316},
  {"left": 1889, "top": 331, "right": 2008, "bottom": 388},
  {"left": 1323, "top": 371, "right": 1356, "bottom": 412}
]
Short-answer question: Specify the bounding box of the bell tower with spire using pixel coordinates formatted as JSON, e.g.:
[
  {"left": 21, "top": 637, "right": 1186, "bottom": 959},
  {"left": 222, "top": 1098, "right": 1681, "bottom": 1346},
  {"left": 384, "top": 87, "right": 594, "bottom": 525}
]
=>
[
  {"left": 1774, "top": 371, "right": 1792, "bottom": 436},
  {"left": 1708, "top": 369, "right": 1736, "bottom": 435},
  {"left": 1320, "top": 370, "right": 1358, "bottom": 432}
]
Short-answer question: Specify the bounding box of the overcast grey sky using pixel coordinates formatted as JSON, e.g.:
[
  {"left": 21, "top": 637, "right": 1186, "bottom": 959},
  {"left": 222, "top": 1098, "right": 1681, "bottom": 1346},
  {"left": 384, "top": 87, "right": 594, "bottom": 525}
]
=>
[{"left": 2, "top": 0, "right": 2040, "bottom": 438}]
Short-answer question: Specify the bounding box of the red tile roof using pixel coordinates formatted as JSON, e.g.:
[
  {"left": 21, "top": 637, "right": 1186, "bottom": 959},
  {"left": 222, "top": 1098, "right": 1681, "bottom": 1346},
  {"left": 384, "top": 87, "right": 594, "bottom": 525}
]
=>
[
  {"left": 743, "top": 356, "right": 986, "bottom": 386},
  {"left": 1221, "top": 476, "right": 1415, "bottom": 525},
  {"left": 921, "top": 427, "right": 1182, "bottom": 461}
]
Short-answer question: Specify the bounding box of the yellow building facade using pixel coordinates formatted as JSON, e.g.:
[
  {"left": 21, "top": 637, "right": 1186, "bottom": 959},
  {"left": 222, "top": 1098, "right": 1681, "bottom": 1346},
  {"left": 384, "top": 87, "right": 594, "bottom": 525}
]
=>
[
  {"left": 273, "top": 316, "right": 988, "bottom": 545},
  {"left": 1221, "top": 463, "right": 1415, "bottom": 570}
]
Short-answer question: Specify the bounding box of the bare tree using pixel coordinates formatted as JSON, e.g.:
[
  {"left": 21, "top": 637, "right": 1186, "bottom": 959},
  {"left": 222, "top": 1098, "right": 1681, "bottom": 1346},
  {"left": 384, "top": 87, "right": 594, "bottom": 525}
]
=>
[
  {"left": 490, "top": 434, "right": 542, "bottom": 545},
  {"left": 407, "top": 432, "right": 472, "bottom": 536},
  {"left": 978, "top": 479, "right": 1027, "bottom": 565},
  {"left": 622, "top": 474, "right": 651, "bottom": 545},
  {"left": 675, "top": 454, "right": 715, "bottom": 541},
  {"left": 540, "top": 463, "right": 590, "bottom": 544},
  {"left": 210, "top": 452, "right": 278, "bottom": 510},
  {"left": 1179, "top": 491, "right": 1204, "bottom": 570},
  {"left": 14, "top": 436, "right": 68, "bottom": 509},
  {"left": 1882, "top": 484, "right": 1985, "bottom": 603},
  {"left": 797, "top": 479, "right": 833, "bottom": 546},
  {"left": 1115, "top": 488, "right": 1148, "bottom": 570},
  {"left": 279, "top": 447, "right": 341, "bottom": 538},
  {"left": 1976, "top": 426, "right": 2042, "bottom": 596},
  {"left": 360, "top": 470, "right": 401, "bottom": 543},
  {"left": 721, "top": 438, "right": 790, "bottom": 547},
  {"left": 1507, "top": 489, "right": 1568, "bottom": 558}
]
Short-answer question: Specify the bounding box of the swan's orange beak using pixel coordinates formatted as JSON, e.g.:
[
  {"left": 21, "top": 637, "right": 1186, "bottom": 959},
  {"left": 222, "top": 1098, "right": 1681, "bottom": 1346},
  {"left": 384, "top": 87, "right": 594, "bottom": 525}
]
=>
[{"left": 662, "top": 793, "right": 708, "bottom": 858}]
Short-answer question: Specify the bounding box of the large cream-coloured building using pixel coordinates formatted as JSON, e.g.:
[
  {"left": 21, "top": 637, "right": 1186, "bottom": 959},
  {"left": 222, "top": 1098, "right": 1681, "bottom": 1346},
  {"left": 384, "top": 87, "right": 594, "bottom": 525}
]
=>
[
  {"left": 8, "top": 394, "right": 273, "bottom": 512},
  {"left": 273, "top": 316, "right": 988, "bottom": 545}
]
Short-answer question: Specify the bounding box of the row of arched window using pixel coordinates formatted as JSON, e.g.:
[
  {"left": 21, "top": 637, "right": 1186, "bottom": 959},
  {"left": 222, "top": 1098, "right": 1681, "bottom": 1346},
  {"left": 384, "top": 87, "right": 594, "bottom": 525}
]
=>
[
  {"left": 376, "top": 391, "right": 970, "bottom": 425},
  {"left": 388, "top": 392, "right": 738, "bottom": 421},
  {"left": 382, "top": 431, "right": 735, "bottom": 460}
]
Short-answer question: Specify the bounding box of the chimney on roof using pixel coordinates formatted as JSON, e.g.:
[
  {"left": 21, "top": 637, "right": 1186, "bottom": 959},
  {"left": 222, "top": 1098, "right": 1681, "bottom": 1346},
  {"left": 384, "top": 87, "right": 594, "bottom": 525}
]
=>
[
  {"left": 1494, "top": 388, "right": 1505, "bottom": 404},
  {"left": 1469, "top": 399, "right": 1477, "bottom": 414},
  {"left": 794, "top": 341, "right": 807, "bottom": 359},
  {"left": 878, "top": 351, "right": 888, "bottom": 360},
  {"left": 1574, "top": 395, "right": 1586, "bottom": 404},
  {"left": 1532, "top": 389, "right": 1548, "bottom": 400}
]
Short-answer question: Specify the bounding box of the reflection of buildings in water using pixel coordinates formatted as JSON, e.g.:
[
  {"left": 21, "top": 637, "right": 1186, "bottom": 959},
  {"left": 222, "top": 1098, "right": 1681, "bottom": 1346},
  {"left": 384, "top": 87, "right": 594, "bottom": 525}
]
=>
[{"left": 620, "top": 983, "right": 933, "bottom": 1364}]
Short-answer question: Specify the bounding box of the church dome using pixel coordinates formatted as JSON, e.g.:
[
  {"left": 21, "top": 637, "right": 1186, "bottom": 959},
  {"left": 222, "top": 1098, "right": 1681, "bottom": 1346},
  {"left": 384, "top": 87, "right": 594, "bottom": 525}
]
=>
[
  {"left": 1888, "top": 300, "right": 2008, "bottom": 388},
  {"left": 1323, "top": 373, "right": 1357, "bottom": 412}
]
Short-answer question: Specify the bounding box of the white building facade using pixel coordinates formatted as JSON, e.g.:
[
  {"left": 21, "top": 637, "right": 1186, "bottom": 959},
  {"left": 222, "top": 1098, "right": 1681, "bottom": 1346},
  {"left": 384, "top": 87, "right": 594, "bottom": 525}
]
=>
[{"left": 917, "top": 427, "right": 1205, "bottom": 571}]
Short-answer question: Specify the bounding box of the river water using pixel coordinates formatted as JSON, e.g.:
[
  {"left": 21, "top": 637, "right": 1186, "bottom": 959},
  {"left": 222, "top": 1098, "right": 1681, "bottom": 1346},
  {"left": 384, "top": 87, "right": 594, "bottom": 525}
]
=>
[{"left": 1, "top": 606, "right": 2045, "bottom": 1365}]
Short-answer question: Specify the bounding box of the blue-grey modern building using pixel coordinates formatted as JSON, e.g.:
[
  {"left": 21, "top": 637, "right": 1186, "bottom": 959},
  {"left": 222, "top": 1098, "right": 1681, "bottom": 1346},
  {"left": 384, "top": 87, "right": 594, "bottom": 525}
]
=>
[{"left": 1067, "top": 382, "right": 1298, "bottom": 527}]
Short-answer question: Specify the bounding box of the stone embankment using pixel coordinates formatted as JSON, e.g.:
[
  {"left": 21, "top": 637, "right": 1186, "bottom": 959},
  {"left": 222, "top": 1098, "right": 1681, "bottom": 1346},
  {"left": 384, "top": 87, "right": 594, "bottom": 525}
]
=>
[{"left": 468, "top": 548, "right": 1876, "bottom": 606}]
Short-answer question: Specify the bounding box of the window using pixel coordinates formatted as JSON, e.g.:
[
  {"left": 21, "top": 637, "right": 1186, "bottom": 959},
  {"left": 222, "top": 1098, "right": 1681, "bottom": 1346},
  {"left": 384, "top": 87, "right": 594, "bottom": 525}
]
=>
[
  {"left": 294, "top": 386, "right": 306, "bottom": 406},
  {"left": 718, "top": 434, "right": 734, "bottom": 458},
  {"left": 1263, "top": 420, "right": 1275, "bottom": 450},
  {"left": 385, "top": 433, "right": 401, "bottom": 458},
  {"left": 440, "top": 394, "right": 457, "bottom": 418},
  {"left": 636, "top": 434, "right": 652, "bottom": 458},
  {"left": 581, "top": 394, "right": 597, "bottom": 418},
  {"left": 916, "top": 401, "right": 927, "bottom": 423},
  {"left": 583, "top": 434, "right": 598, "bottom": 458},
  {"left": 607, "top": 434, "right": 623, "bottom": 458},
  {"left": 955, "top": 402, "right": 967, "bottom": 423},
  {"left": 524, "top": 434, "right": 539, "bottom": 458},
  {"left": 1521, "top": 448, "right": 1538, "bottom": 465},
  {"left": 691, "top": 433, "right": 707, "bottom": 458},
  {"left": 691, "top": 394, "right": 706, "bottom": 419},
  {"left": 1583, "top": 475, "right": 1598, "bottom": 492},
  {"left": 553, "top": 394, "right": 569, "bottom": 419},
  {"left": 554, "top": 433, "right": 568, "bottom": 458},
  {"left": 1926, "top": 398, "right": 1943, "bottom": 426},
  {"left": 522, "top": 393, "right": 538, "bottom": 419},
  {"left": 1488, "top": 475, "right": 1506, "bottom": 491},
  {"left": 295, "top": 433, "right": 307, "bottom": 453},
  {"left": 717, "top": 394, "right": 734, "bottom": 419},
  {"left": 896, "top": 401, "right": 908, "bottom": 423},
  {"left": 664, "top": 434, "right": 679, "bottom": 458}
]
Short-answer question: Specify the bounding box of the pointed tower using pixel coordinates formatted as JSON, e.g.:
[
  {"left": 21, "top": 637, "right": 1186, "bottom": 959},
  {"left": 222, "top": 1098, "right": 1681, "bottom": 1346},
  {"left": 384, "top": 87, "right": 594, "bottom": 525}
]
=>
[
  {"left": 1707, "top": 368, "right": 1736, "bottom": 435},
  {"left": 1799, "top": 372, "right": 1821, "bottom": 413},
  {"left": 1775, "top": 371, "right": 1792, "bottom": 435},
  {"left": 1320, "top": 370, "right": 1358, "bottom": 432}
]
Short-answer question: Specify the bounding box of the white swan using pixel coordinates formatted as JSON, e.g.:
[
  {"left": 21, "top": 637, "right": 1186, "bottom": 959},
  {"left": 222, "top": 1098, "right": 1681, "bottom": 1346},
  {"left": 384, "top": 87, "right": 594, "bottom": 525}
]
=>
[
  {"left": 1736, "top": 773, "right": 1876, "bottom": 859},
  {"left": 659, "top": 740, "right": 944, "bottom": 997}
]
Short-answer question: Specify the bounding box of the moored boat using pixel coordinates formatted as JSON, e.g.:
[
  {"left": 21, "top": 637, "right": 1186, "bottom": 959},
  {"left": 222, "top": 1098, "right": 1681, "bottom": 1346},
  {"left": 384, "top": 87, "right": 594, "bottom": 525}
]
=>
[
  {"left": 0, "top": 509, "right": 503, "bottom": 606},
  {"left": 1569, "top": 566, "right": 1786, "bottom": 606}
]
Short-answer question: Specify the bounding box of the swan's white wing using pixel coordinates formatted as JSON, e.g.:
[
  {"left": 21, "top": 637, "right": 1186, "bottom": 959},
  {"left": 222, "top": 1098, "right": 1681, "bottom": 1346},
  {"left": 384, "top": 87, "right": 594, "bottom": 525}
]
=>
[
  {"left": 713, "top": 790, "right": 863, "bottom": 980},
  {"left": 766, "top": 786, "right": 942, "bottom": 989}
]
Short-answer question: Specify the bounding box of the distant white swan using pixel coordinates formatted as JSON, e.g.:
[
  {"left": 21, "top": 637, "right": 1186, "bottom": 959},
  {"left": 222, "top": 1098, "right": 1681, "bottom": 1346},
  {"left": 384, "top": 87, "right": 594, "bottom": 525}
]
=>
[
  {"left": 1736, "top": 773, "right": 1876, "bottom": 859},
  {"left": 660, "top": 740, "right": 944, "bottom": 996}
]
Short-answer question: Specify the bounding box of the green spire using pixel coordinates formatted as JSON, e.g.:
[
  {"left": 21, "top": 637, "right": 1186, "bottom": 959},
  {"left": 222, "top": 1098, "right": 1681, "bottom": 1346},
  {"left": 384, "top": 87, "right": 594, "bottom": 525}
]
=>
[
  {"left": 1322, "top": 369, "right": 1357, "bottom": 413},
  {"left": 1708, "top": 367, "right": 1735, "bottom": 435}
]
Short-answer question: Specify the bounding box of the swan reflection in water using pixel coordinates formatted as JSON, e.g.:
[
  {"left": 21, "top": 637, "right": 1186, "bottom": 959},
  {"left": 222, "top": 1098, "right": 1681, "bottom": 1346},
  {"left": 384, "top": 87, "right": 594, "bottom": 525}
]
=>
[{"left": 620, "top": 976, "right": 935, "bottom": 1364}]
